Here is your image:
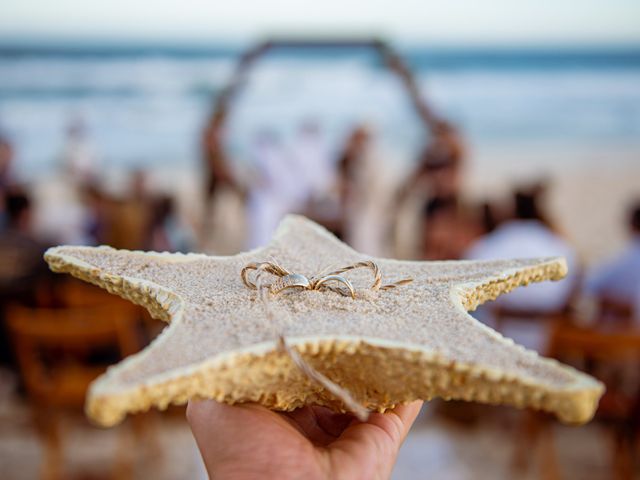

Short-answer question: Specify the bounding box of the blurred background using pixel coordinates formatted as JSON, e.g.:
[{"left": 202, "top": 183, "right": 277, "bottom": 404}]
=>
[{"left": 0, "top": 1, "right": 639, "bottom": 478}]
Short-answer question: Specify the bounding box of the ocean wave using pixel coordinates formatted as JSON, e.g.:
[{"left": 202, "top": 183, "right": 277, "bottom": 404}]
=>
[{"left": 0, "top": 86, "right": 143, "bottom": 99}]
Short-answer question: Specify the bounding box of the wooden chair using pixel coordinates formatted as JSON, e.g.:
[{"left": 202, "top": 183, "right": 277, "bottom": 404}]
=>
[
  {"left": 55, "top": 279, "right": 119, "bottom": 308},
  {"left": 491, "top": 304, "right": 568, "bottom": 334},
  {"left": 513, "top": 317, "right": 640, "bottom": 480},
  {"left": 550, "top": 321, "right": 640, "bottom": 479},
  {"left": 6, "top": 302, "right": 145, "bottom": 480},
  {"left": 596, "top": 297, "right": 634, "bottom": 327},
  {"left": 57, "top": 279, "right": 165, "bottom": 349}
]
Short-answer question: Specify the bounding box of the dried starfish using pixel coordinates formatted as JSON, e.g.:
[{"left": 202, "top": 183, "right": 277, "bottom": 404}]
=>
[{"left": 44, "top": 215, "right": 603, "bottom": 427}]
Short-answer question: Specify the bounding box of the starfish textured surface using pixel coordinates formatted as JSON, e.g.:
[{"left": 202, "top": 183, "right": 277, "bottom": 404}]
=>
[{"left": 44, "top": 215, "right": 603, "bottom": 427}]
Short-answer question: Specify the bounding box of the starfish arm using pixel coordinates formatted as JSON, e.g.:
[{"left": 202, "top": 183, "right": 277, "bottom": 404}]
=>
[
  {"left": 362, "top": 255, "right": 604, "bottom": 423},
  {"left": 451, "top": 256, "right": 568, "bottom": 311},
  {"left": 418, "top": 300, "right": 603, "bottom": 425},
  {"left": 44, "top": 245, "right": 210, "bottom": 321},
  {"left": 376, "top": 256, "right": 568, "bottom": 312},
  {"left": 84, "top": 302, "right": 240, "bottom": 427}
]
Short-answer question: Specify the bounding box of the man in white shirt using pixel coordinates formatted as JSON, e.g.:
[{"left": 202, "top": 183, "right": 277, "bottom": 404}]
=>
[{"left": 466, "top": 189, "right": 578, "bottom": 314}]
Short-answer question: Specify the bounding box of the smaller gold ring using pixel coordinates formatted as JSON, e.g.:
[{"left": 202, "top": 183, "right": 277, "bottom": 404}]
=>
[{"left": 270, "top": 274, "right": 311, "bottom": 295}]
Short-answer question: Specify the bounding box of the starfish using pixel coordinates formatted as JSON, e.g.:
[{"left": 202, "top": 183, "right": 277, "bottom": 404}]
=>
[{"left": 45, "top": 215, "right": 603, "bottom": 427}]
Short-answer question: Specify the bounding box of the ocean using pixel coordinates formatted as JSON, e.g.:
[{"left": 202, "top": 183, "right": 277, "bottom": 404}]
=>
[{"left": 0, "top": 43, "right": 639, "bottom": 181}]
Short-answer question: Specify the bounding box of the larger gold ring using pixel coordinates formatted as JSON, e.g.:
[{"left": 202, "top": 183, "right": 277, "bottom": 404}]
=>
[{"left": 312, "top": 275, "right": 356, "bottom": 299}]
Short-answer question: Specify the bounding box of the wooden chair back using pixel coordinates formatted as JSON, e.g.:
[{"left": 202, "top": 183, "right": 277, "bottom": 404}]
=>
[
  {"left": 6, "top": 302, "right": 140, "bottom": 408},
  {"left": 547, "top": 319, "right": 640, "bottom": 421},
  {"left": 548, "top": 320, "right": 640, "bottom": 359}
]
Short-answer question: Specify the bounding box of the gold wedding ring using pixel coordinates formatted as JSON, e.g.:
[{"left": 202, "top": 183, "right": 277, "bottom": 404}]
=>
[{"left": 312, "top": 274, "right": 356, "bottom": 299}]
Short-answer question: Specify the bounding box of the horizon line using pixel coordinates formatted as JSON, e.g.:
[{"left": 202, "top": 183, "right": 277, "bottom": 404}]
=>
[{"left": 1, "top": 36, "right": 640, "bottom": 53}]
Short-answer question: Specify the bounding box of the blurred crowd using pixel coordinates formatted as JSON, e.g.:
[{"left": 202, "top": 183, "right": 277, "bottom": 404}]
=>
[{"left": 0, "top": 108, "right": 639, "bottom": 321}]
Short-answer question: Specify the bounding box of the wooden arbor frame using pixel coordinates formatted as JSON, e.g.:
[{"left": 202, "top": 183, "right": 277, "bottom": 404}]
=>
[
  {"left": 202, "top": 38, "right": 452, "bottom": 253},
  {"left": 210, "top": 37, "right": 444, "bottom": 139}
]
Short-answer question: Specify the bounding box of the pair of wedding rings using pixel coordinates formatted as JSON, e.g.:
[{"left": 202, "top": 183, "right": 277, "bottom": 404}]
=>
[
  {"left": 241, "top": 260, "right": 412, "bottom": 299},
  {"left": 241, "top": 261, "right": 377, "bottom": 298}
]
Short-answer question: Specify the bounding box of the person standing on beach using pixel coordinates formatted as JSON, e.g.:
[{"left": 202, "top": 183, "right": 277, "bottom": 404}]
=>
[
  {"left": 400, "top": 120, "right": 465, "bottom": 204},
  {"left": 60, "top": 115, "right": 98, "bottom": 185},
  {"left": 246, "top": 129, "right": 302, "bottom": 249},
  {"left": 290, "top": 120, "right": 334, "bottom": 203},
  {"left": 201, "top": 106, "right": 248, "bottom": 253},
  {"left": 0, "top": 134, "right": 13, "bottom": 190},
  {"left": 0, "top": 134, "right": 15, "bottom": 229},
  {"left": 394, "top": 120, "right": 468, "bottom": 260},
  {"left": 337, "top": 125, "right": 392, "bottom": 256},
  {"left": 202, "top": 107, "right": 236, "bottom": 206}
]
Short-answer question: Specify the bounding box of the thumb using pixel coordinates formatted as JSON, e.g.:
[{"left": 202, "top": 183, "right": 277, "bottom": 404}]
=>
[{"left": 324, "top": 401, "right": 423, "bottom": 480}]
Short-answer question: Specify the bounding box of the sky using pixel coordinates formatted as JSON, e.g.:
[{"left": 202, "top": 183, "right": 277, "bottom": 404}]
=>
[{"left": 1, "top": 0, "right": 640, "bottom": 46}]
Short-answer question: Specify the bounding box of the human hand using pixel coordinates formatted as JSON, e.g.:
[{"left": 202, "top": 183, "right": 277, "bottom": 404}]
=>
[{"left": 187, "top": 399, "right": 423, "bottom": 480}]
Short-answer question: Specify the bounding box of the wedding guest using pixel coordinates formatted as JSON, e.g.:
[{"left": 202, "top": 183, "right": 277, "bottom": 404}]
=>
[
  {"left": 394, "top": 121, "right": 467, "bottom": 260},
  {"left": 337, "top": 125, "right": 391, "bottom": 256},
  {"left": 466, "top": 185, "right": 578, "bottom": 314},
  {"left": 399, "top": 120, "right": 465, "bottom": 203},
  {"left": 290, "top": 120, "right": 334, "bottom": 203},
  {"left": 0, "top": 134, "right": 13, "bottom": 191},
  {"left": 421, "top": 196, "right": 479, "bottom": 261},
  {"left": 246, "top": 129, "right": 301, "bottom": 249},
  {"left": 121, "top": 169, "right": 153, "bottom": 249},
  {"left": 202, "top": 108, "right": 235, "bottom": 205},
  {"left": 60, "top": 115, "right": 98, "bottom": 185},
  {"left": 584, "top": 200, "right": 640, "bottom": 314},
  {"left": 0, "top": 134, "right": 15, "bottom": 229},
  {"left": 0, "top": 190, "right": 54, "bottom": 368},
  {"left": 79, "top": 183, "right": 110, "bottom": 246},
  {"left": 146, "top": 194, "right": 196, "bottom": 253}
]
